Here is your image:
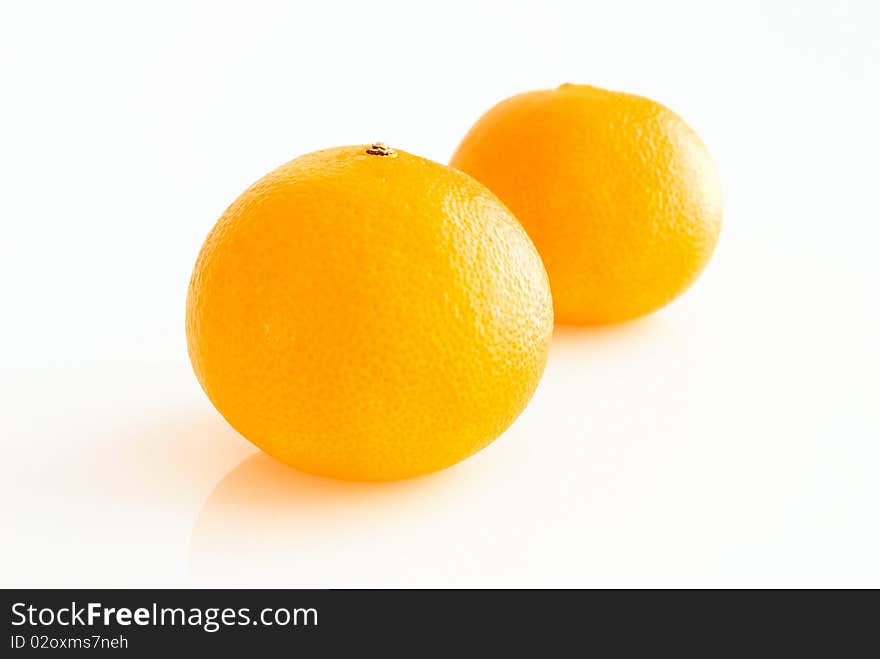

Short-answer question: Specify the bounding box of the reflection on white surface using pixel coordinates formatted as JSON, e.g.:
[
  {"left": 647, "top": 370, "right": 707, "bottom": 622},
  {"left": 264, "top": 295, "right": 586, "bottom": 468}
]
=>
[{"left": 190, "top": 452, "right": 480, "bottom": 586}]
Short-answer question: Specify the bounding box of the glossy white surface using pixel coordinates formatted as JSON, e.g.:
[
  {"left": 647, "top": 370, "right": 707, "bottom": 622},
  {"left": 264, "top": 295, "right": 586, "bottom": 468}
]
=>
[{"left": 2, "top": 0, "right": 878, "bottom": 587}]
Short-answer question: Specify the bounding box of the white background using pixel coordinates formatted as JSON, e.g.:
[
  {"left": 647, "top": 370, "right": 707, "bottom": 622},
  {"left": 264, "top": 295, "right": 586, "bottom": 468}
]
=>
[{"left": 2, "top": 0, "right": 878, "bottom": 587}]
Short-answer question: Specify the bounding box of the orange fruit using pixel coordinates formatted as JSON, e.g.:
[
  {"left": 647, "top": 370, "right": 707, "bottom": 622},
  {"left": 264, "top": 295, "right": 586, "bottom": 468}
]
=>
[
  {"left": 451, "top": 84, "right": 723, "bottom": 325},
  {"left": 186, "top": 144, "right": 553, "bottom": 481}
]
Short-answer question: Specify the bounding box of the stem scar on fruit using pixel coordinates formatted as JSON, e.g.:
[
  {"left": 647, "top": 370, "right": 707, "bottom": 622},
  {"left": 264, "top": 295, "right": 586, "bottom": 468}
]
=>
[{"left": 366, "top": 143, "right": 397, "bottom": 157}]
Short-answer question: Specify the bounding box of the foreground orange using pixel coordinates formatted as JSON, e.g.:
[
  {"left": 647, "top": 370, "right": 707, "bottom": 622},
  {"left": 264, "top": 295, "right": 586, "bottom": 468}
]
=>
[
  {"left": 186, "top": 144, "right": 553, "bottom": 481},
  {"left": 452, "top": 84, "right": 723, "bottom": 325}
]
